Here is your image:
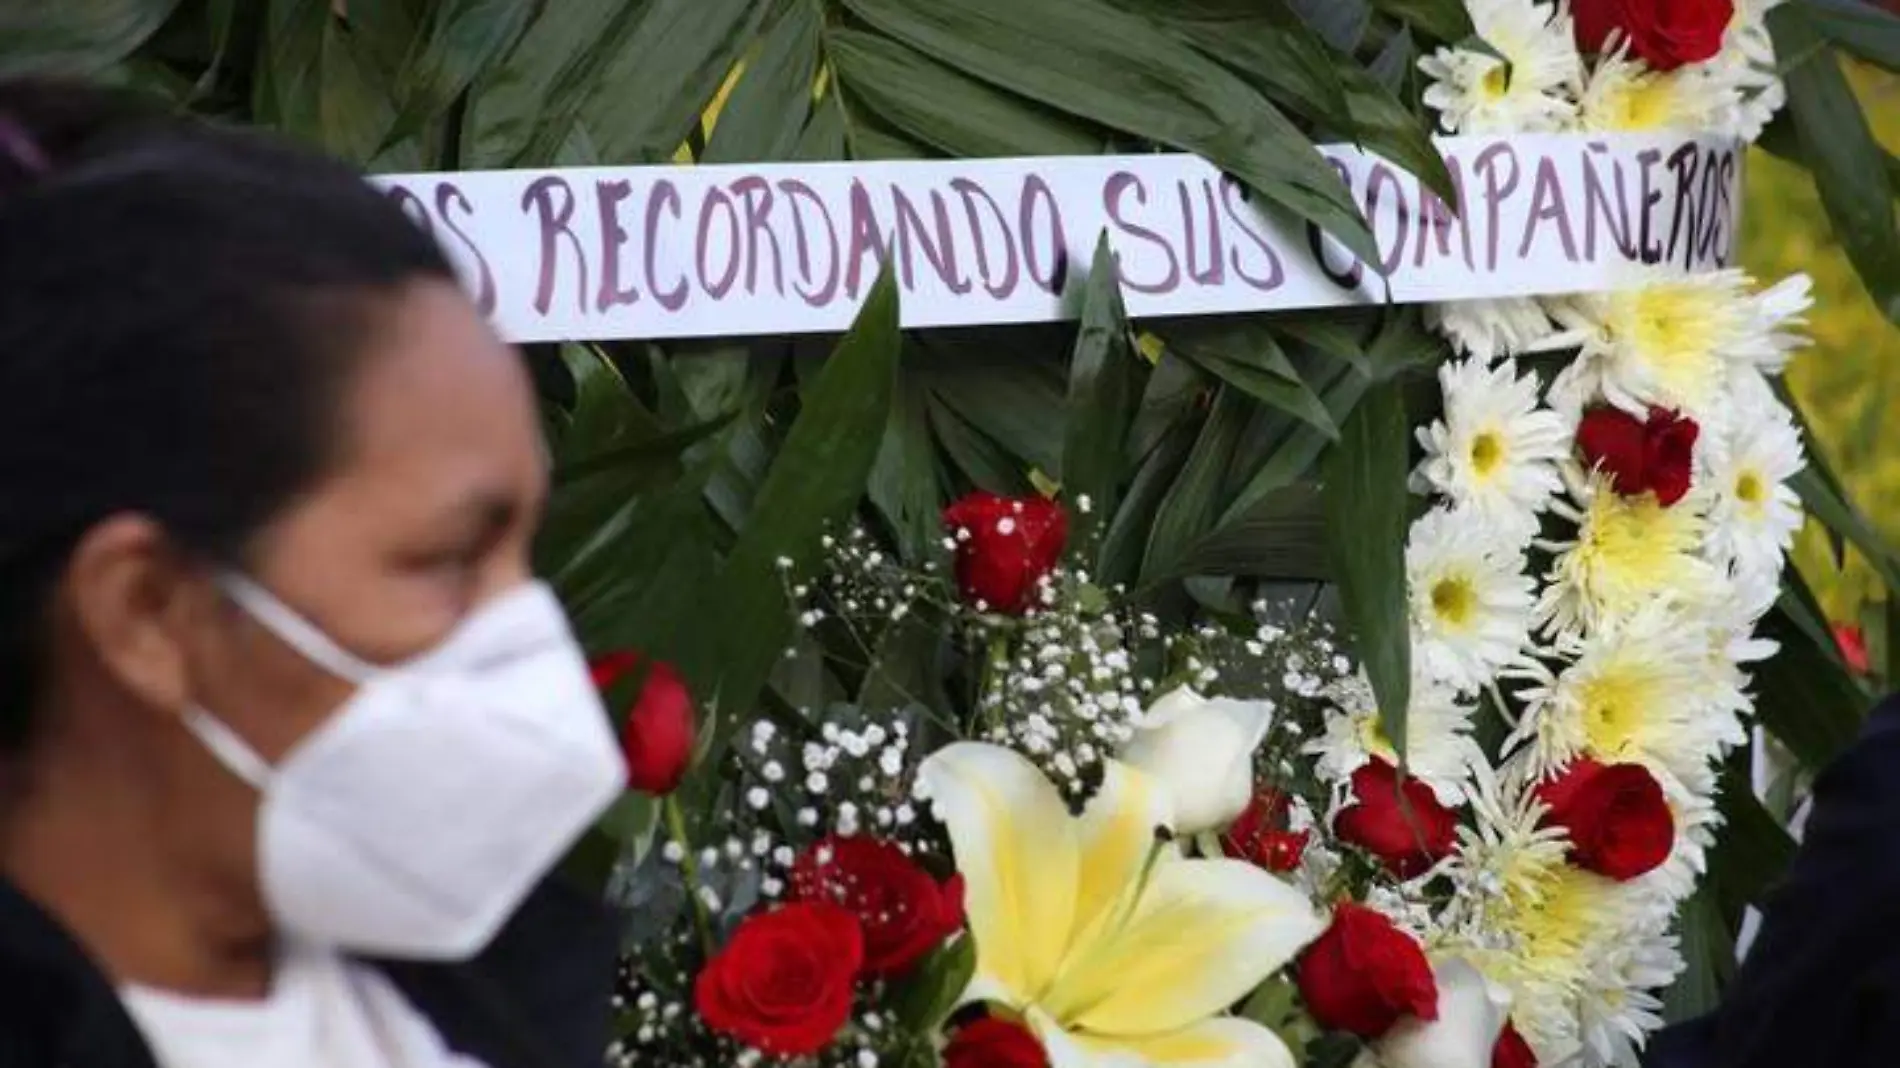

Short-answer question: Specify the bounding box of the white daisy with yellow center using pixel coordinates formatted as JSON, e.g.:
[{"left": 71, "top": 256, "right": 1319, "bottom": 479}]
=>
[
  {"left": 1407, "top": 508, "right": 1537, "bottom": 693},
  {"left": 1420, "top": 0, "right": 1581, "bottom": 134},
  {"left": 1703, "top": 382, "right": 1805, "bottom": 583},
  {"left": 918, "top": 742, "right": 1324, "bottom": 1068},
  {"left": 1308, "top": 671, "right": 1484, "bottom": 807},
  {"left": 1538, "top": 471, "right": 1722, "bottom": 639},
  {"left": 1413, "top": 358, "right": 1569, "bottom": 545}
]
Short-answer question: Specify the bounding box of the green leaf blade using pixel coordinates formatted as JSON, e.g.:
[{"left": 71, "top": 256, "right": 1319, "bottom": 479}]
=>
[
  {"left": 1323, "top": 380, "right": 1412, "bottom": 757},
  {"left": 1771, "top": 6, "right": 1900, "bottom": 326},
  {"left": 1063, "top": 236, "right": 1151, "bottom": 545},
  {"left": 839, "top": 0, "right": 1380, "bottom": 267},
  {"left": 384, "top": 0, "right": 534, "bottom": 152},
  {"left": 703, "top": 0, "right": 822, "bottom": 164},
  {"left": 688, "top": 266, "right": 905, "bottom": 780}
]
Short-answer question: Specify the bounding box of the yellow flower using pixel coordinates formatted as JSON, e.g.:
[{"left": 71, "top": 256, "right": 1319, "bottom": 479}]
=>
[
  {"left": 918, "top": 742, "right": 1324, "bottom": 1068},
  {"left": 1580, "top": 51, "right": 1733, "bottom": 133},
  {"left": 1514, "top": 603, "right": 1738, "bottom": 796},
  {"left": 1540, "top": 474, "right": 1719, "bottom": 638}
]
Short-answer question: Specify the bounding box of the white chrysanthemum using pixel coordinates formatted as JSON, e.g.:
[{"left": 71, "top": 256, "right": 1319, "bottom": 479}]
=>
[
  {"left": 1413, "top": 359, "right": 1569, "bottom": 543},
  {"left": 1308, "top": 671, "right": 1484, "bottom": 807},
  {"left": 1539, "top": 471, "right": 1724, "bottom": 639},
  {"left": 1629, "top": 771, "right": 1723, "bottom": 906},
  {"left": 1706, "top": 0, "right": 1788, "bottom": 140},
  {"left": 1545, "top": 270, "right": 1811, "bottom": 429},
  {"left": 1428, "top": 296, "right": 1559, "bottom": 362},
  {"left": 1448, "top": 799, "right": 1628, "bottom": 1063},
  {"left": 1743, "top": 274, "right": 1814, "bottom": 375},
  {"left": 1443, "top": 756, "right": 1691, "bottom": 1067},
  {"left": 1703, "top": 380, "right": 1805, "bottom": 581},
  {"left": 1705, "top": 561, "right": 1780, "bottom": 703},
  {"left": 1407, "top": 508, "right": 1537, "bottom": 693},
  {"left": 1575, "top": 920, "right": 1682, "bottom": 1068},
  {"left": 1438, "top": 759, "right": 1572, "bottom": 937},
  {"left": 1420, "top": 0, "right": 1581, "bottom": 133},
  {"left": 1579, "top": 46, "right": 1737, "bottom": 132},
  {"left": 1511, "top": 605, "right": 1742, "bottom": 796}
]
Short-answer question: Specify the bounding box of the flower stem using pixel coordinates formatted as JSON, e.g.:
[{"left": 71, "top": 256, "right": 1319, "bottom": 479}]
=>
[
  {"left": 979, "top": 630, "right": 1010, "bottom": 732},
  {"left": 664, "top": 795, "right": 717, "bottom": 957}
]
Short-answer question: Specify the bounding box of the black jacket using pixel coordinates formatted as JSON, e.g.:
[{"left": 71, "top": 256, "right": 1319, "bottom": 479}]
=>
[
  {"left": 0, "top": 874, "right": 617, "bottom": 1068},
  {"left": 1646, "top": 695, "right": 1900, "bottom": 1068}
]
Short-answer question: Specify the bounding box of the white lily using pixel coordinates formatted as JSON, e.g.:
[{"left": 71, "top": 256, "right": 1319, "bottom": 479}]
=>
[
  {"left": 1120, "top": 686, "right": 1275, "bottom": 836},
  {"left": 918, "top": 742, "right": 1325, "bottom": 1068},
  {"left": 1368, "top": 958, "right": 1512, "bottom": 1068}
]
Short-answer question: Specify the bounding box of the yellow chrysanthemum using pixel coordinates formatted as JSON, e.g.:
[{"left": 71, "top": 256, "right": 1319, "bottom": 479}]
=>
[
  {"left": 1546, "top": 270, "right": 1803, "bottom": 428},
  {"left": 1540, "top": 475, "right": 1720, "bottom": 638},
  {"left": 1513, "top": 604, "right": 1738, "bottom": 794},
  {"left": 1444, "top": 779, "right": 1631, "bottom": 1067},
  {"left": 1580, "top": 50, "right": 1734, "bottom": 132}
]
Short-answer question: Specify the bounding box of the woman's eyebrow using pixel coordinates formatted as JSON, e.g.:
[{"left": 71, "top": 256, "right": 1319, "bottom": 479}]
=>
[{"left": 448, "top": 490, "right": 521, "bottom": 538}]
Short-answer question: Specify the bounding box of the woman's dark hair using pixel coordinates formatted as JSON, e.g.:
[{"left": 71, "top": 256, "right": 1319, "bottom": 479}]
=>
[{"left": 0, "top": 79, "right": 456, "bottom": 750}]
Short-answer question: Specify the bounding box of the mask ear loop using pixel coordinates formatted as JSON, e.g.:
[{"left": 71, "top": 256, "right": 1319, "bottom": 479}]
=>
[
  {"left": 180, "top": 706, "right": 277, "bottom": 790},
  {"left": 217, "top": 572, "right": 380, "bottom": 684}
]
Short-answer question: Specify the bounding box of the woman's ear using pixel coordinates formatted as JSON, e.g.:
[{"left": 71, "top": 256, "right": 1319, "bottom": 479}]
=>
[{"left": 58, "top": 514, "right": 210, "bottom": 717}]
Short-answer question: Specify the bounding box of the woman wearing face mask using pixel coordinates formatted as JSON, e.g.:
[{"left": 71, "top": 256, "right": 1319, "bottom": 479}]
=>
[{"left": 0, "top": 80, "right": 628, "bottom": 1068}]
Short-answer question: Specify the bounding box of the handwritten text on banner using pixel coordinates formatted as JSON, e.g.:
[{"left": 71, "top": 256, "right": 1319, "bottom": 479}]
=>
[{"left": 376, "top": 132, "right": 1741, "bottom": 343}]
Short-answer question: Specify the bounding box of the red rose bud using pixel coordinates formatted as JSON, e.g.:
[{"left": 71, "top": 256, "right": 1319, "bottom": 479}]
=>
[
  {"left": 694, "top": 903, "right": 863, "bottom": 1056},
  {"left": 1296, "top": 902, "right": 1439, "bottom": 1039},
  {"left": 591, "top": 651, "right": 696, "bottom": 796},
  {"left": 1573, "top": 0, "right": 1733, "bottom": 72},
  {"left": 1535, "top": 759, "right": 1674, "bottom": 881},
  {"left": 1222, "top": 788, "right": 1310, "bottom": 874},
  {"left": 1334, "top": 760, "right": 1458, "bottom": 879},
  {"left": 1834, "top": 622, "right": 1871, "bottom": 676},
  {"left": 791, "top": 836, "right": 965, "bottom": 978},
  {"left": 1575, "top": 407, "right": 1649, "bottom": 496},
  {"left": 1641, "top": 408, "right": 1698, "bottom": 506},
  {"left": 943, "top": 1016, "right": 1049, "bottom": 1068},
  {"left": 941, "top": 492, "right": 1068, "bottom": 615},
  {"left": 1494, "top": 1021, "right": 1538, "bottom": 1068}
]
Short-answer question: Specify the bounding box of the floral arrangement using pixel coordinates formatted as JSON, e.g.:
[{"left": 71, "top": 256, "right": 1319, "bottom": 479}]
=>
[{"left": 597, "top": 2, "right": 1812, "bottom": 1068}]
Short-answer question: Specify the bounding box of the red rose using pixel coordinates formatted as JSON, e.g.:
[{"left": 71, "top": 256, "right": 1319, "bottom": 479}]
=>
[
  {"left": 591, "top": 651, "right": 696, "bottom": 795},
  {"left": 1296, "top": 902, "right": 1438, "bottom": 1038},
  {"left": 1575, "top": 407, "right": 1698, "bottom": 506},
  {"left": 1834, "top": 622, "right": 1871, "bottom": 675},
  {"left": 1494, "top": 1021, "right": 1538, "bottom": 1068},
  {"left": 694, "top": 903, "right": 863, "bottom": 1056},
  {"left": 1641, "top": 409, "right": 1698, "bottom": 506},
  {"left": 790, "top": 836, "right": 965, "bottom": 977},
  {"left": 943, "top": 1016, "right": 1049, "bottom": 1068},
  {"left": 1535, "top": 759, "right": 1674, "bottom": 881},
  {"left": 1574, "top": 0, "right": 1733, "bottom": 72},
  {"left": 1576, "top": 406, "right": 1648, "bottom": 496},
  {"left": 941, "top": 492, "right": 1068, "bottom": 614},
  {"left": 1222, "top": 788, "right": 1310, "bottom": 874},
  {"left": 1334, "top": 761, "right": 1458, "bottom": 879}
]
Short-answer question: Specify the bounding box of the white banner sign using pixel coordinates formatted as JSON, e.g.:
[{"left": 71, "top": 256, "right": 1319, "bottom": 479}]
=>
[{"left": 376, "top": 132, "right": 1741, "bottom": 343}]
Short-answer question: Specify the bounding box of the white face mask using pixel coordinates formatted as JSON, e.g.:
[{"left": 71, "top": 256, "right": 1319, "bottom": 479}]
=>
[{"left": 183, "top": 575, "right": 627, "bottom": 961}]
